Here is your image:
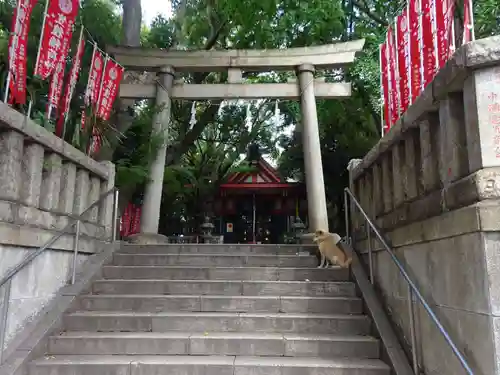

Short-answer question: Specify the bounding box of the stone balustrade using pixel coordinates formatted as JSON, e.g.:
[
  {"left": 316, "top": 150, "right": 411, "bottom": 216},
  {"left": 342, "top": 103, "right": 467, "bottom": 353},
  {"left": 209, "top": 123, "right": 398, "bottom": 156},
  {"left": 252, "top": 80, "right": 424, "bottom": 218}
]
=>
[
  {"left": 0, "top": 103, "right": 115, "bottom": 355},
  {"left": 348, "top": 36, "right": 500, "bottom": 375},
  {"left": 0, "top": 103, "right": 115, "bottom": 250}
]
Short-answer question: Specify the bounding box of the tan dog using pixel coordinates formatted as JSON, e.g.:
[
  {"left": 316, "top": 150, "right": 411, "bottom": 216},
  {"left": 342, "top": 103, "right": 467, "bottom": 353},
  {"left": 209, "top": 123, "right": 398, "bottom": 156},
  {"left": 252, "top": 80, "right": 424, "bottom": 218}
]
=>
[{"left": 313, "top": 230, "right": 352, "bottom": 268}]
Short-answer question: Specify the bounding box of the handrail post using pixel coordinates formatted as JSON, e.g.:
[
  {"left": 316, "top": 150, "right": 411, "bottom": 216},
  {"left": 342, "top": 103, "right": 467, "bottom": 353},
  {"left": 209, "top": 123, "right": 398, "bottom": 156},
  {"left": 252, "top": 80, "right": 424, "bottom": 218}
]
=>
[
  {"left": 344, "top": 189, "right": 350, "bottom": 244},
  {"left": 366, "top": 224, "right": 374, "bottom": 284},
  {"left": 111, "top": 189, "right": 119, "bottom": 242},
  {"left": 0, "top": 279, "right": 12, "bottom": 364},
  {"left": 71, "top": 220, "right": 81, "bottom": 285},
  {"left": 408, "top": 286, "right": 419, "bottom": 374}
]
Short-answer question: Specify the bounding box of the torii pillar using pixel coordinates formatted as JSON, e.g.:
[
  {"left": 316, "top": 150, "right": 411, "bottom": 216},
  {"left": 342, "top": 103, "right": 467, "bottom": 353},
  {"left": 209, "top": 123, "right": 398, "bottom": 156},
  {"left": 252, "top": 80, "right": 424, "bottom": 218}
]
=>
[
  {"left": 140, "top": 66, "right": 175, "bottom": 236},
  {"left": 297, "top": 64, "right": 329, "bottom": 232}
]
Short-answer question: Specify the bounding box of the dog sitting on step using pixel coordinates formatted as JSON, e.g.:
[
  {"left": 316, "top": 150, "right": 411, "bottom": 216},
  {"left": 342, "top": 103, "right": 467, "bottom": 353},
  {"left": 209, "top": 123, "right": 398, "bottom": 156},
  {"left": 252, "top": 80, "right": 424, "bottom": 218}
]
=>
[{"left": 312, "top": 230, "right": 352, "bottom": 269}]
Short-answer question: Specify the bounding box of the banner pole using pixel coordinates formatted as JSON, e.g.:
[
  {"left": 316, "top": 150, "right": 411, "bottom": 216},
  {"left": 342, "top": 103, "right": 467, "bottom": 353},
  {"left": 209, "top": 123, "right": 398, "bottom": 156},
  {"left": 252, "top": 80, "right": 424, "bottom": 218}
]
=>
[
  {"left": 95, "top": 54, "right": 108, "bottom": 117},
  {"left": 393, "top": 21, "right": 401, "bottom": 118},
  {"left": 34, "top": 0, "right": 50, "bottom": 76},
  {"left": 84, "top": 43, "right": 98, "bottom": 105},
  {"left": 451, "top": 15, "right": 456, "bottom": 52},
  {"left": 386, "top": 33, "right": 393, "bottom": 130},
  {"left": 469, "top": 0, "right": 476, "bottom": 41},
  {"left": 407, "top": 4, "right": 412, "bottom": 106},
  {"left": 4, "top": 0, "right": 22, "bottom": 103},
  {"left": 379, "top": 44, "right": 384, "bottom": 137},
  {"left": 25, "top": 0, "right": 50, "bottom": 116},
  {"left": 419, "top": 0, "right": 424, "bottom": 92},
  {"left": 62, "top": 26, "right": 84, "bottom": 137},
  {"left": 431, "top": 0, "right": 439, "bottom": 73}
]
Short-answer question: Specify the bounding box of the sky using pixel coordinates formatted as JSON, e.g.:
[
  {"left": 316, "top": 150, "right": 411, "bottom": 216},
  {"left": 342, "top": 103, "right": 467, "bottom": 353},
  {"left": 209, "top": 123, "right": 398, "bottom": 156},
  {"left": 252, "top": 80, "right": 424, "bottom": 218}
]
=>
[{"left": 142, "top": 0, "right": 172, "bottom": 26}]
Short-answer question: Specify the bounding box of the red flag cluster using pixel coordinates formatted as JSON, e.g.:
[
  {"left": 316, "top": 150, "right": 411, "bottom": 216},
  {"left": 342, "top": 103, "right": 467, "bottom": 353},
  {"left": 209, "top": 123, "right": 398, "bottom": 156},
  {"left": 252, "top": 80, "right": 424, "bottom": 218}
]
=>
[
  {"left": 120, "top": 203, "right": 142, "bottom": 237},
  {"left": 380, "top": 0, "right": 474, "bottom": 135},
  {"left": 5, "top": 0, "right": 124, "bottom": 144},
  {"left": 84, "top": 46, "right": 124, "bottom": 153}
]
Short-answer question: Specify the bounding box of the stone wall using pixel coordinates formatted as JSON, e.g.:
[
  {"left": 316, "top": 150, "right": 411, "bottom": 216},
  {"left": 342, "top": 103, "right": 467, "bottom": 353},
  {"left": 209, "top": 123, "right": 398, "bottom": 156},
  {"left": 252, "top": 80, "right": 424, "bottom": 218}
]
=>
[
  {"left": 0, "top": 103, "right": 115, "bottom": 355},
  {"left": 349, "top": 36, "right": 500, "bottom": 375}
]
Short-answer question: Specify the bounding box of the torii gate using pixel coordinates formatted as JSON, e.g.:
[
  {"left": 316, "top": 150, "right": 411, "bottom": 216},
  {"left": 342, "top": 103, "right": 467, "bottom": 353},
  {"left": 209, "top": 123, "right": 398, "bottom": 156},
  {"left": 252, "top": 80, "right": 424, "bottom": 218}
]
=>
[{"left": 108, "top": 39, "right": 365, "bottom": 239}]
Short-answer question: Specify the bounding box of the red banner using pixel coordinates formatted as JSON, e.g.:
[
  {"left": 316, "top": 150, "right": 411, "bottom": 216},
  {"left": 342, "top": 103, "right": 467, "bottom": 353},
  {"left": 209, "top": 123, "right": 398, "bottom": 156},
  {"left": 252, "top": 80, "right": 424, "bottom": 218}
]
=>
[
  {"left": 34, "top": 0, "right": 79, "bottom": 79},
  {"left": 80, "top": 111, "right": 86, "bottom": 129},
  {"left": 84, "top": 46, "right": 105, "bottom": 106},
  {"left": 120, "top": 203, "right": 132, "bottom": 237},
  {"left": 463, "top": 0, "right": 474, "bottom": 44},
  {"left": 409, "top": 0, "right": 422, "bottom": 102},
  {"left": 81, "top": 46, "right": 104, "bottom": 131},
  {"left": 8, "top": 0, "right": 37, "bottom": 104},
  {"left": 396, "top": 12, "right": 411, "bottom": 113},
  {"left": 56, "top": 30, "right": 85, "bottom": 137},
  {"left": 387, "top": 26, "right": 399, "bottom": 126},
  {"left": 48, "top": 57, "right": 66, "bottom": 119},
  {"left": 96, "top": 58, "right": 124, "bottom": 120},
  {"left": 421, "top": 0, "right": 437, "bottom": 87},
  {"left": 129, "top": 205, "right": 142, "bottom": 235},
  {"left": 88, "top": 127, "right": 102, "bottom": 155},
  {"left": 435, "top": 0, "right": 455, "bottom": 69},
  {"left": 380, "top": 43, "right": 391, "bottom": 134}
]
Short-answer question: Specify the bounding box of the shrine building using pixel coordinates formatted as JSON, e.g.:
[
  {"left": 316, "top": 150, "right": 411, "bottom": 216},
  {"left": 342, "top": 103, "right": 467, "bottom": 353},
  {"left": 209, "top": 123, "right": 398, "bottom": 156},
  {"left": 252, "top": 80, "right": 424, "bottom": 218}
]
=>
[{"left": 212, "top": 145, "right": 307, "bottom": 244}]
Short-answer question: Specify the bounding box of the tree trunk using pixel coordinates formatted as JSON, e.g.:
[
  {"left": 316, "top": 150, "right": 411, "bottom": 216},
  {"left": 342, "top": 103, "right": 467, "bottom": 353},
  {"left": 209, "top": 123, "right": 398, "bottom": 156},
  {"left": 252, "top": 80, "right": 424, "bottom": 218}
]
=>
[{"left": 121, "top": 0, "right": 142, "bottom": 46}]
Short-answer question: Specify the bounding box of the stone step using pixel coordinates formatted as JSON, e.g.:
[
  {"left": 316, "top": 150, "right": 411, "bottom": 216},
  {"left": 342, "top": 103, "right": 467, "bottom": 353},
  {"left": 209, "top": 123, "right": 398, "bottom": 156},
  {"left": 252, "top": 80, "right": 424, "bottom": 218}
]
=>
[
  {"left": 48, "top": 332, "right": 380, "bottom": 358},
  {"left": 120, "top": 244, "right": 316, "bottom": 255},
  {"left": 112, "top": 253, "right": 318, "bottom": 267},
  {"left": 30, "top": 355, "right": 390, "bottom": 375},
  {"left": 92, "top": 279, "right": 357, "bottom": 297},
  {"left": 79, "top": 294, "right": 363, "bottom": 314},
  {"left": 63, "top": 312, "right": 371, "bottom": 335},
  {"left": 102, "top": 266, "right": 349, "bottom": 281}
]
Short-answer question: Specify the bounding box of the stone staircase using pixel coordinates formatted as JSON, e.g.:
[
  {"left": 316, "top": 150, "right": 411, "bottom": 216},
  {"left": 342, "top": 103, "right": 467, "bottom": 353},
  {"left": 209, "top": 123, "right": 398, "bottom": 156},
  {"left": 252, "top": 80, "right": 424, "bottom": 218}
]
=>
[{"left": 29, "top": 244, "right": 391, "bottom": 374}]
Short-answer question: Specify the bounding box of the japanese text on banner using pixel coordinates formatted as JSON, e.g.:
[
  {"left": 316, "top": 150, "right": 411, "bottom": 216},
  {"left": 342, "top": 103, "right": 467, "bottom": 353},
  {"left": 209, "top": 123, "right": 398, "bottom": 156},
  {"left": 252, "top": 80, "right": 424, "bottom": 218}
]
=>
[
  {"left": 396, "top": 12, "right": 411, "bottom": 113},
  {"left": 48, "top": 58, "right": 65, "bottom": 115},
  {"left": 96, "top": 59, "right": 124, "bottom": 120},
  {"left": 84, "top": 47, "right": 105, "bottom": 106},
  {"left": 435, "top": 0, "right": 455, "bottom": 69},
  {"left": 409, "top": 0, "right": 422, "bottom": 102},
  {"left": 88, "top": 127, "right": 102, "bottom": 154},
  {"left": 380, "top": 43, "right": 391, "bottom": 134},
  {"left": 8, "top": 0, "right": 37, "bottom": 104},
  {"left": 421, "top": 0, "right": 437, "bottom": 87},
  {"left": 35, "top": 0, "right": 79, "bottom": 79},
  {"left": 47, "top": 18, "right": 73, "bottom": 117}
]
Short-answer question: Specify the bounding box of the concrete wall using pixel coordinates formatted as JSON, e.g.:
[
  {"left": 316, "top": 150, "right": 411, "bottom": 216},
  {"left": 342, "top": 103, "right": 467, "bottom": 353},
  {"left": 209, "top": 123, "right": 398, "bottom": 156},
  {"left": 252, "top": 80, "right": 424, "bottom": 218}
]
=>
[
  {"left": 349, "top": 36, "right": 500, "bottom": 375},
  {"left": 0, "top": 103, "right": 115, "bottom": 355}
]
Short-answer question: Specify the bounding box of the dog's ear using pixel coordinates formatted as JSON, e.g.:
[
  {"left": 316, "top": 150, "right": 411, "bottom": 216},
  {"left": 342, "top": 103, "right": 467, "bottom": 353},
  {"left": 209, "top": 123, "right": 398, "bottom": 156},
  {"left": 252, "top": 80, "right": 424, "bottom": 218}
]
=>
[{"left": 315, "top": 229, "right": 323, "bottom": 236}]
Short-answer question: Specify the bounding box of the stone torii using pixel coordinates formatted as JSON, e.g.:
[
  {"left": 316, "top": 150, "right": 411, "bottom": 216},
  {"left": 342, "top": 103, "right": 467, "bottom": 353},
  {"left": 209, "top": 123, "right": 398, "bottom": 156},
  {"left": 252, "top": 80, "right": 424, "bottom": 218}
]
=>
[{"left": 108, "top": 39, "right": 365, "bottom": 241}]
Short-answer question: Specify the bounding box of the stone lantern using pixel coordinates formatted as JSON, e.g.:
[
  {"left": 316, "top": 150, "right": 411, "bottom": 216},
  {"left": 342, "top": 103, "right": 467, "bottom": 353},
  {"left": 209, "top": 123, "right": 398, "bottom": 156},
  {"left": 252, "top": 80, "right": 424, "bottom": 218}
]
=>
[
  {"left": 200, "top": 216, "right": 215, "bottom": 236},
  {"left": 291, "top": 217, "right": 306, "bottom": 243}
]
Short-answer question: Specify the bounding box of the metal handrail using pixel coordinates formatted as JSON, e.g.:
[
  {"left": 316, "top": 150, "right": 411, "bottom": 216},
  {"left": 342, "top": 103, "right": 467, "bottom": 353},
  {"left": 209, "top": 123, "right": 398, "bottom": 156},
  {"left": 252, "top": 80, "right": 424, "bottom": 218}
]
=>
[
  {"left": 0, "top": 187, "right": 120, "bottom": 363},
  {"left": 344, "top": 187, "right": 474, "bottom": 375}
]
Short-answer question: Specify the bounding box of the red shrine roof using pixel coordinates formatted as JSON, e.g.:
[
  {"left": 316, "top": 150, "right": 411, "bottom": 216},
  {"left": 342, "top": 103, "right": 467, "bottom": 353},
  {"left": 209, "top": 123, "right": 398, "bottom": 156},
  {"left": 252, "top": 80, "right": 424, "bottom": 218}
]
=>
[{"left": 220, "top": 157, "right": 299, "bottom": 190}]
